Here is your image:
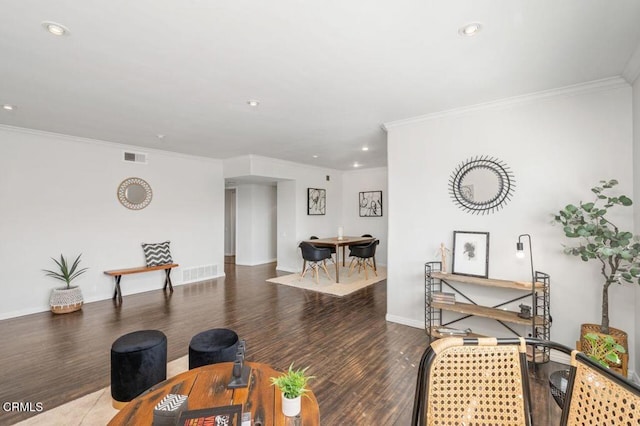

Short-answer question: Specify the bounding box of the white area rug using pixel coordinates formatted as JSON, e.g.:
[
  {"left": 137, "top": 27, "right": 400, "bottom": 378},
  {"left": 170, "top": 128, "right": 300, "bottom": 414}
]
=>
[
  {"left": 15, "top": 356, "right": 189, "bottom": 426},
  {"left": 266, "top": 266, "right": 386, "bottom": 296}
]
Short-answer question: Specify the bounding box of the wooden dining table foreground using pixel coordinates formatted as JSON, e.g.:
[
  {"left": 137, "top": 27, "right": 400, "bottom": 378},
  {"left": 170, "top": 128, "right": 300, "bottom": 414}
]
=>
[
  {"left": 108, "top": 361, "right": 320, "bottom": 426},
  {"left": 304, "top": 236, "right": 375, "bottom": 283}
]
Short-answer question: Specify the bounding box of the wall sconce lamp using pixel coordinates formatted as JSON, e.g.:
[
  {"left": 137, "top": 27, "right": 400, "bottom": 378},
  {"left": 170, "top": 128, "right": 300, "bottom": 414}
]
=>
[{"left": 516, "top": 234, "right": 534, "bottom": 283}]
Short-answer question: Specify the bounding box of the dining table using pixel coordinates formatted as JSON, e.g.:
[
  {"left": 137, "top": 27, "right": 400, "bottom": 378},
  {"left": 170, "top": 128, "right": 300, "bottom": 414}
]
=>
[
  {"left": 107, "top": 361, "right": 319, "bottom": 426},
  {"left": 303, "top": 236, "right": 375, "bottom": 283}
]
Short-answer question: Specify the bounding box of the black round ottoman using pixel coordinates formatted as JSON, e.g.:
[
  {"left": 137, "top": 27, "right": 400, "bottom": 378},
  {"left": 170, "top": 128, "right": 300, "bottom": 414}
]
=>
[
  {"left": 111, "top": 330, "right": 167, "bottom": 409},
  {"left": 189, "top": 328, "right": 239, "bottom": 369}
]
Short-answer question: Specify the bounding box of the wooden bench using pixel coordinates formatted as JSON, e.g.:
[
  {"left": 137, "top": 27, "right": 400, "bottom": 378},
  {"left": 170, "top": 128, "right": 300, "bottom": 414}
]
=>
[{"left": 104, "top": 263, "right": 179, "bottom": 304}]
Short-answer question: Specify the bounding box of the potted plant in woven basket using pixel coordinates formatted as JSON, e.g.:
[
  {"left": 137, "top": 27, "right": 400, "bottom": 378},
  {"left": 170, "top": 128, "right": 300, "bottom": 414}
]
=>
[
  {"left": 43, "top": 254, "right": 88, "bottom": 314},
  {"left": 583, "top": 332, "right": 626, "bottom": 369},
  {"left": 553, "top": 179, "right": 638, "bottom": 375},
  {"left": 270, "top": 363, "right": 314, "bottom": 417}
]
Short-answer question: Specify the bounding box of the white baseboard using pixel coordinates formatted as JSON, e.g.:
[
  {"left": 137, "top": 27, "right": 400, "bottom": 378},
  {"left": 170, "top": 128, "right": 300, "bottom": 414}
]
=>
[
  {"left": 235, "top": 258, "right": 277, "bottom": 266},
  {"left": 0, "top": 306, "right": 48, "bottom": 321},
  {"left": 385, "top": 314, "right": 424, "bottom": 329}
]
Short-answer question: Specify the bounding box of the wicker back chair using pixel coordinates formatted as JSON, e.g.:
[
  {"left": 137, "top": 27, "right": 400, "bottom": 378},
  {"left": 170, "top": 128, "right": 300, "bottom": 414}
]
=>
[
  {"left": 561, "top": 350, "right": 640, "bottom": 425},
  {"left": 411, "top": 337, "right": 533, "bottom": 426},
  {"left": 412, "top": 337, "right": 640, "bottom": 426}
]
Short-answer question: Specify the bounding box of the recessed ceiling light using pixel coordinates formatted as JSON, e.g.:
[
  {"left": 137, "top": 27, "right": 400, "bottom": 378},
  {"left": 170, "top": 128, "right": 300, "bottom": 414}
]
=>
[
  {"left": 458, "top": 22, "right": 482, "bottom": 37},
  {"left": 2, "top": 104, "right": 16, "bottom": 111},
  {"left": 157, "top": 134, "right": 165, "bottom": 139},
  {"left": 247, "top": 100, "right": 260, "bottom": 107},
  {"left": 362, "top": 146, "right": 369, "bottom": 151},
  {"left": 353, "top": 162, "right": 360, "bottom": 168},
  {"left": 42, "top": 21, "right": 70, "bottom": 36},
  {"left": 312, "top": 155, "right": 319, "bottom": 158}
]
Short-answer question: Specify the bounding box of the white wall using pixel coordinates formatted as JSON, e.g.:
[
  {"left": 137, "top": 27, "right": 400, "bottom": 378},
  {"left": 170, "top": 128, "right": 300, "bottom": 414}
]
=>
[
  {"left": 0, "top": 126, "right": 225, "bottom": 319},
  {"left": 225, "top": 156, "right": 345, "bottom": 273},
  {"left": 340, "top": 167, "right": 388, "bottom": 266},
  {"left": 277, "top": 180, "right": 298, "bottom": 272},
  {"left": 234, "top": 183, "right": 277, "bottom": 266},
  {"left": 385, "top": 79, "right": 636, "bottom": 371},
  {"left": 284, "top": 170, "right": 343, "bottom": 272},
  {"left": 224, "top": 157, "right": 388, "bottom": 271},
  {"left": 224, "top": 188, "right": 236, "bottom": 255}
]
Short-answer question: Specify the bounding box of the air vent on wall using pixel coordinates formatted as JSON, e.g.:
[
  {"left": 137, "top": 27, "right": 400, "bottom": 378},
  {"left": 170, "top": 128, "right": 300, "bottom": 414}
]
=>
[
  {"left": 123, "top": 151, "right": 148, "bottom": 164},
  {"left": 182, "top": 264, "right": 218, "bottom": 284}
]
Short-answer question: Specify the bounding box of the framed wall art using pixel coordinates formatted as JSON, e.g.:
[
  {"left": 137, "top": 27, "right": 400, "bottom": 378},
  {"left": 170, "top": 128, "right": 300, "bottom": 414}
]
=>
[
  {"left": 359, "top": 190, "right": 383, "bottom": 217},
  {"left": 451, "top": 231, "right": 489, "bottom": 278},
  {"left": 307, "top": 188, "right": 326, "bottom": 215}
]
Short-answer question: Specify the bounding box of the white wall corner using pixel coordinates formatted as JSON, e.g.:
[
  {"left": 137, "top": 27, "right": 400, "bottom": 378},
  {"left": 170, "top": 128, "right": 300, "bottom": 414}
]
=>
[
  {"left": 276, "top": 265, "right": 298, "bottom": 274},
  {"left": 623, "top": 41, "right": 640, "bottom": 85}
]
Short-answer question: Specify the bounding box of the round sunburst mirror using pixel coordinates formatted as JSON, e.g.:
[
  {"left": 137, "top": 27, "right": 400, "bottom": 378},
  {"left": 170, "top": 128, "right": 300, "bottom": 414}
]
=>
[{"left": 449, "top": 156, "right": 515, "bottom": 215}]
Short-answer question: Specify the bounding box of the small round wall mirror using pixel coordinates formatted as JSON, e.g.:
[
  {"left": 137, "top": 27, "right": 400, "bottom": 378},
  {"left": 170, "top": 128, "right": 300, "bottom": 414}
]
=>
[
  {"left": 117, "top": 177, "right": 152, "bottom": 210},
  {"left": 449, "top": 156, "right": 515, "bottom": 215}
]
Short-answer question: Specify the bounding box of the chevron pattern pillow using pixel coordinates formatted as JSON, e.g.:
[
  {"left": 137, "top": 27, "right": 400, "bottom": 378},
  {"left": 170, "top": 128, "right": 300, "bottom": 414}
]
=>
[{"left": 142, "top": 241, "right": 173, "bottom": 267}]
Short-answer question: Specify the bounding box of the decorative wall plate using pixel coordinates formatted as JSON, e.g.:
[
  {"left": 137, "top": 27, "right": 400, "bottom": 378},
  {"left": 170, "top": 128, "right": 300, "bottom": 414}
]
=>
[{"left": 117, "top": 177, "right": 152, "bottom": 210}]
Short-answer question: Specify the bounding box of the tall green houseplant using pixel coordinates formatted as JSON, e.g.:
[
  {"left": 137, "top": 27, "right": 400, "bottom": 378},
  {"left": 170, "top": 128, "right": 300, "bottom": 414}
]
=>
[{"left": 553, "top": 179, "right": 640, "bottom": 334}]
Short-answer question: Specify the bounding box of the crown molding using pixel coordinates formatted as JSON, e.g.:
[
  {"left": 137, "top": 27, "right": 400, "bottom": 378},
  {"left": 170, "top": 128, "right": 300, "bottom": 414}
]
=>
[
  {"left": 382, "top": 77, "right": 629, "bottom": 130},
  {"left": 0, "top": 124, "right": 223, "bottom": 164},
  {"left": 244, "top": 153, "right": 347, "bottom": 174}
]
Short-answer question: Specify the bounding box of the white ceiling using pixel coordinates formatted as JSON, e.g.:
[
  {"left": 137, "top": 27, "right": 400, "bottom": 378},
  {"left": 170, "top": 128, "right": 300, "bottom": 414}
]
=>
[{"left": 2, "top": 1, "right": 640, "bottom": 170}]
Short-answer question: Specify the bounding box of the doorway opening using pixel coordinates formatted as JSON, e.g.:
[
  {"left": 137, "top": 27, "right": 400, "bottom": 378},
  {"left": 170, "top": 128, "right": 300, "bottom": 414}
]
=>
[{"left": 224, "top": 188, "right": 236, "bottom": 264}]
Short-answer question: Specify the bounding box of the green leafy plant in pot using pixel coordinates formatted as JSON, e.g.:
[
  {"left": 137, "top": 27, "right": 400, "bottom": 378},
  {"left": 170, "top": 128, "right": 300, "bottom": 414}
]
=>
[
  {"left": 553, "top": 179, "right": 637, "bottom": 373},
  {"left": 43, "top": 254, "right": 88, "bottom": 314},
  {"left": 270, "top": 363, "right": 314, "bottom": 417},
  {"left": 583, "top": 333, "right": 626, "bottom": 369}
]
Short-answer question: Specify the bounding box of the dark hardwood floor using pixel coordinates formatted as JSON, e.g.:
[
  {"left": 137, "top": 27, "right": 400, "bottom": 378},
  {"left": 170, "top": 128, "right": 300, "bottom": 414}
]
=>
[{"left": 0, "top": 260, "right": 562, "bottom": 425}]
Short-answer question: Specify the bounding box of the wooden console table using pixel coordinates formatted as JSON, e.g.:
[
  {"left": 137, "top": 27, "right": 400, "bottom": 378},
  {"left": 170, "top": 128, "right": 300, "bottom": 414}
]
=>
[
  {"left": 425, "top": 261, "right": 551, "bottom": 362},
  {"left": 108, "top": 361, "right": 320, "bottom": 426}
]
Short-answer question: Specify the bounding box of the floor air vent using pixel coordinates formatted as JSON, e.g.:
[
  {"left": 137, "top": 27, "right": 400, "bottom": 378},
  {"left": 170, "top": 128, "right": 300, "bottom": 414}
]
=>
[
  {"left": 123, "top": 151, "right": 148, "bottom": 164},
  {"left": 182, "top": 264, "right": 218, "bottom": 284}
]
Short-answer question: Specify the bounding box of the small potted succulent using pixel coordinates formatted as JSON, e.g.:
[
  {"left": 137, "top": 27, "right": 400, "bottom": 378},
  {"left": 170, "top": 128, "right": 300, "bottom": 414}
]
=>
[
  {"left": 270, "top": 363, "right": 314, "bottom": 417},
  {"left": 43, "top": 254, "right": 88, "bottom": 314},
  {"left": 583, "top": 332, "right": 626, "bottom": 370}
]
